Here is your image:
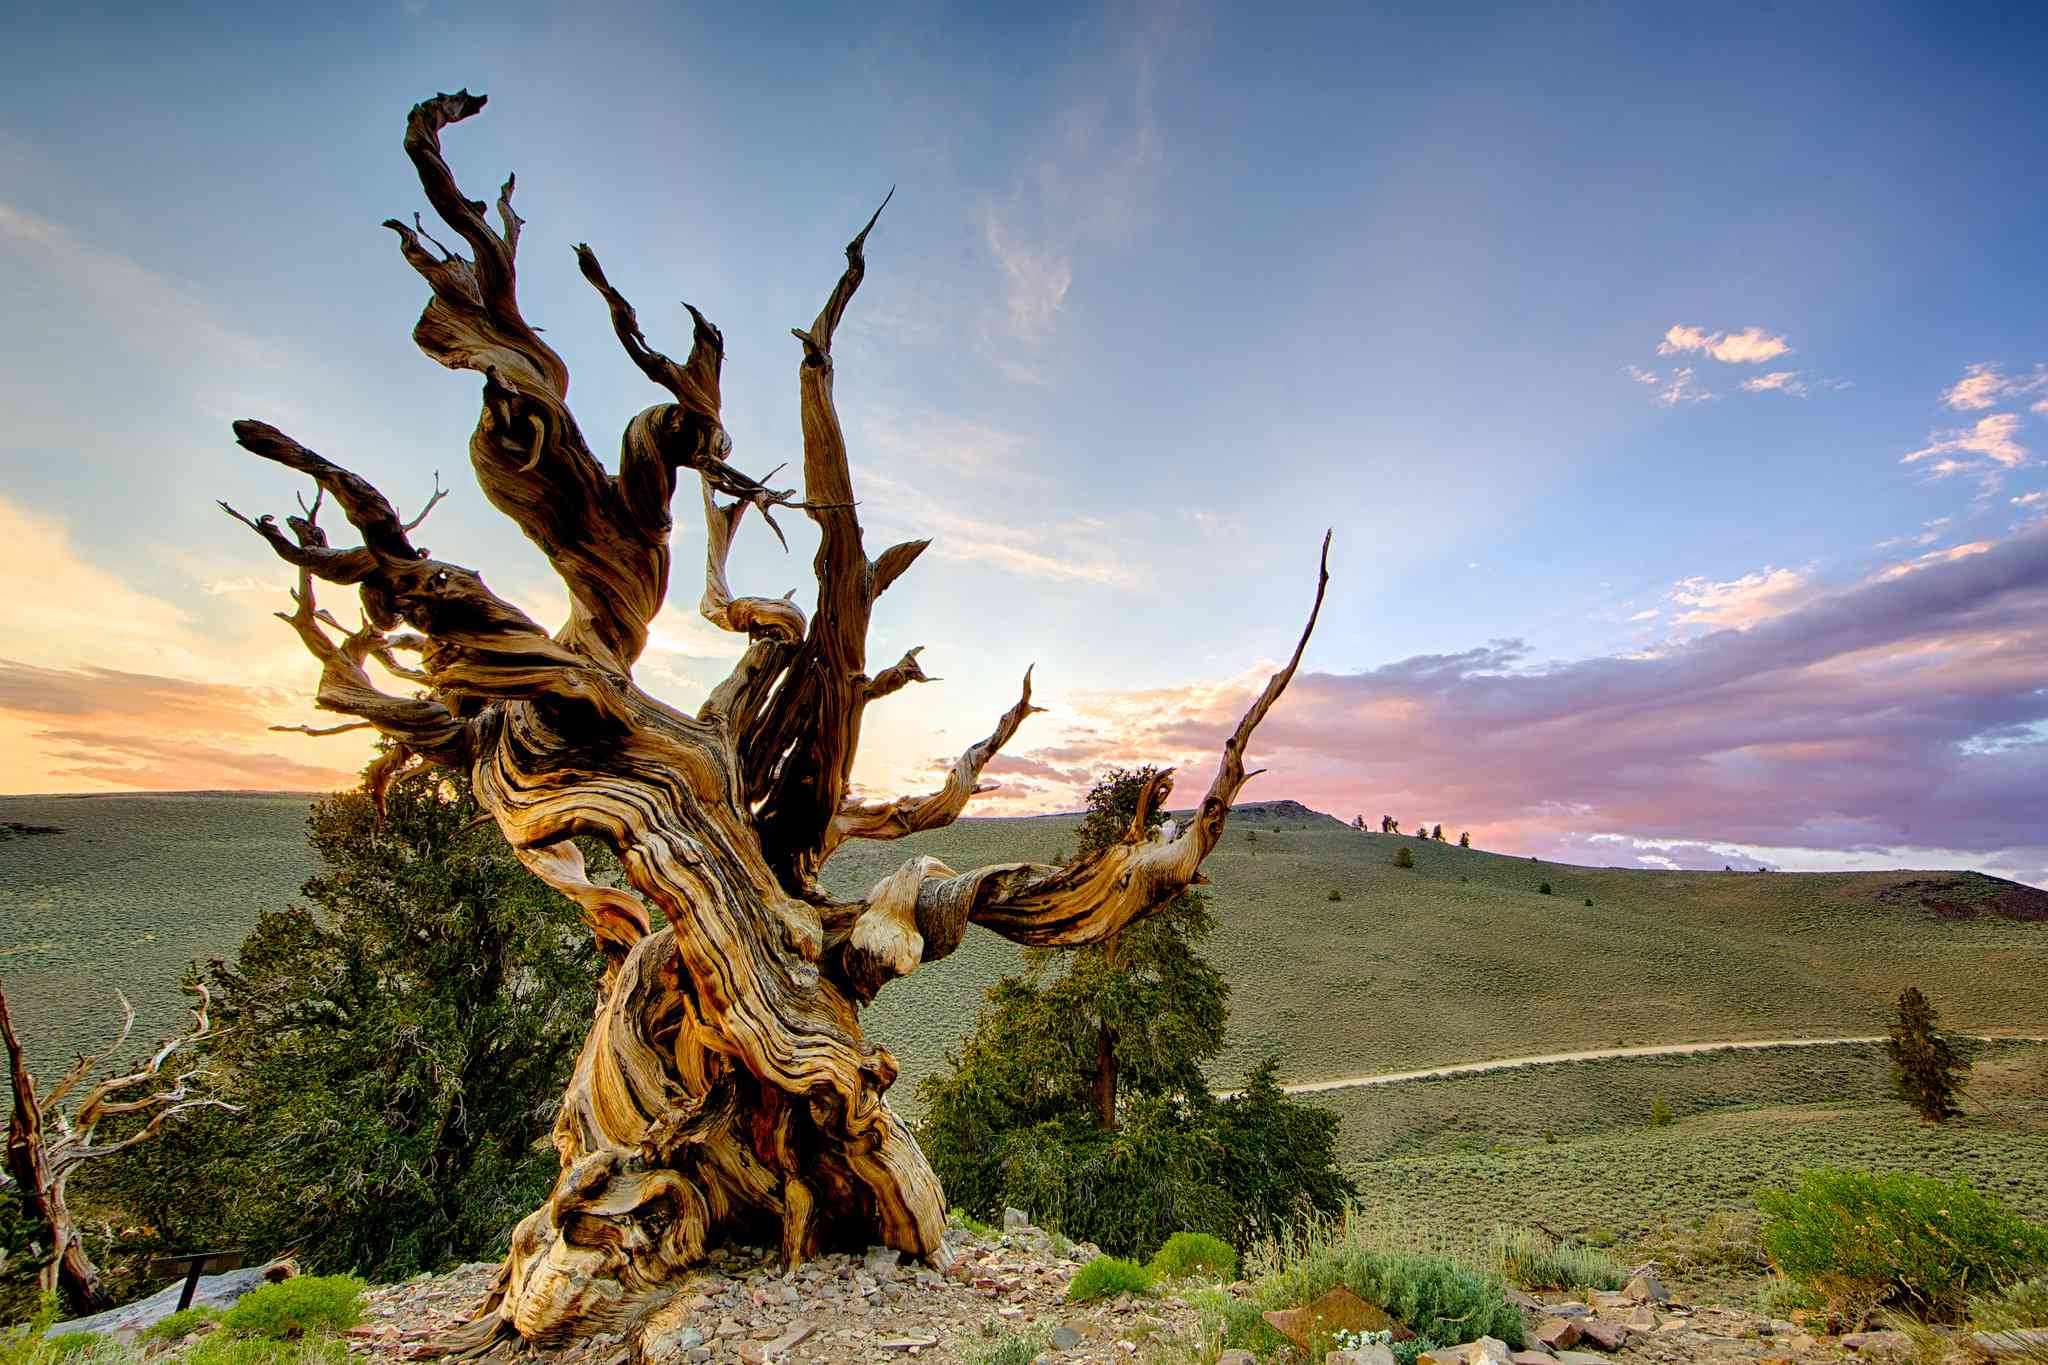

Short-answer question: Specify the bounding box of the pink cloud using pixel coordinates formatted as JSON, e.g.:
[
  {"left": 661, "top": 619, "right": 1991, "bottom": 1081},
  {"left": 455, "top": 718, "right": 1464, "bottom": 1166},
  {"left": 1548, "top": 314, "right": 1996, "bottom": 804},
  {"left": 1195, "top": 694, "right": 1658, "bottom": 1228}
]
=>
[
  {"left": 993, "top": 527, "right": 2048, "bottom": 876},
  {"left": 1667, "top": 565, "right": 1811, "bottom": 628},
  {"left": 1658, "top": 324, "right": 1792, "bottom": 365},
  {"left": 1903, "top": 413, "right": 2028, "bottom": 476}
]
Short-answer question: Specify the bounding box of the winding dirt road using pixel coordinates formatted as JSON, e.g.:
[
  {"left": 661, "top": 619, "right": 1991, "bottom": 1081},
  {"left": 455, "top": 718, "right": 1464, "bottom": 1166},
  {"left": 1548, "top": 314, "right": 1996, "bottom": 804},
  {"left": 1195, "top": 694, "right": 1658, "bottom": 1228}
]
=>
[{"left": 1268, "top": 1033, "right": 2048, "bottom": 1097}]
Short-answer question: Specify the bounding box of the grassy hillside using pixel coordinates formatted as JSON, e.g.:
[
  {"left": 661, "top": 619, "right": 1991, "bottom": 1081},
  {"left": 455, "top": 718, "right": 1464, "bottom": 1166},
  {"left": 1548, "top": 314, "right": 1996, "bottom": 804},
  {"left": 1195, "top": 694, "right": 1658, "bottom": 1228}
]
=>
[
  {"left": 0, "top": 793, "right": 316, "bottom": 1076},
  {"left": 826, "top": 801, "right": 2048, "bottom": 1112},
  {"left": 5, "top": 793, "right": 2045, "bottom": 1119}
]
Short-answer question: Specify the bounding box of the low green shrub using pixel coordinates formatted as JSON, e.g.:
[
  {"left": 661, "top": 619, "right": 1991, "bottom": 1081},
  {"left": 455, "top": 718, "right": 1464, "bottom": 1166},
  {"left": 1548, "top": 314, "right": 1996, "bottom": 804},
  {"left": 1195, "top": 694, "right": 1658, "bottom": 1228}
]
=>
[
  {"left": 1149, "top": 1231, "right": 1238, "bottom": 1281},
  {"left": 219, "top": 1276, "right": 366, "bottom": 1340},
  {"left": 1394, "top": 847, "right": 1413, "bottom": 869},
  {"left": 1538, "top": 881, "right": 1553, "bottom": 895},
  {"left": 138, "top": 1307, "right": 225, "bottom": 1345},
  {"left": 967, "top": 1328, "right": 1048, "bottom": 1365},
  {"left": 1971, "top": 1276, "right": 2048, "bottom": 1330},
  {"left": 1755, "top": 1168, "right": 2048, "bottom": 1322},
  {"left": 1650, "top": 1098, "right": 1675, "bottom": 1128},
  {"left": 1489, "top": 1226, "right": 1625, "bottom": 1291},
  {"left": 1327, "top": 888, "right": 1344, "bottom": 902},
  {"left": 1646, "top": 1211, "right": 1769, "bottom": 1277},
  {"left": 1212, "top": 1211, "right": 1523, "bottom": 1359},
  {"left": 947, "top": 1207, "right": 998, "bottom": 1240},
  {"left": 1756, "top": 1273, "right": 1824, "bottom": 1319},
  {"left": 1067, "top": 1256, "right": 1152, "bottom": 1302},
  {"left": 185, "top": 1338, "right": 348, "bottom": 1365},
  {"left": 42, "top": 1337, "right": 102, "bottom": 1360}
]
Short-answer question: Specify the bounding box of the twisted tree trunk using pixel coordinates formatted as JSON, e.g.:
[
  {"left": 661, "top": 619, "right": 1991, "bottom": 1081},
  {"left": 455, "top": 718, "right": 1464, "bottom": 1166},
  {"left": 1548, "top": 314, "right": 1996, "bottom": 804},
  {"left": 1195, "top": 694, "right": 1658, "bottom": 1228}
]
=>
[{"left": 222, "top": 91, "right": 1330, "bottom": 1347}]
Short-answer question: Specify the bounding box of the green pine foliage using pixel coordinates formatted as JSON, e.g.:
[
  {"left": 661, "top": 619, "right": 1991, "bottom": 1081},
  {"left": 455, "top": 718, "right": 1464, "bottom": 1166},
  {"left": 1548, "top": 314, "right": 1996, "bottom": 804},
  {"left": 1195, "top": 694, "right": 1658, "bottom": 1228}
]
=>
[
  {"left": 1886, "top": 987, "right": 1969, "bottom": 1122},
  {"left": 1755, "top": 1168, "right": 2048, "bottom": 1322},
  {"left": 918, "top": 768, "right": 1354, "bottom": 1257},
  {"left": 93, "top": 768, "right": 601, "bottom": 1281},
  {"left": 1394, "top": 847, "right": 1414, "bottom": 869}
]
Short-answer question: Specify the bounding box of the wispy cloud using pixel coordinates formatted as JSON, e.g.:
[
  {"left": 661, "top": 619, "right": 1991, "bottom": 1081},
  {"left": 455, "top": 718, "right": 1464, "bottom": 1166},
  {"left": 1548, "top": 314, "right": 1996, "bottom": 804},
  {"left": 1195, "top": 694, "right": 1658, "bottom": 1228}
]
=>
[
  {"left": 1903, "top": 412, "right": 2028, "bottom": 478},
  {"left": 1626, "top": 364, "right": 1712, "bottom": 406},
  {"left": 1657, "top": 324, "right": 1792, "bottom": 365},
  {"left": 1871, "top": 540, "right": 1994, "bottom": 581},
  {"left": 0, "top": 496, "right": 368, "bottom": 792},
  {"left": 1741, "top": 370, "right": 1808, "bottom": 396},
  {"left": 1943, "top": 361, "right": 2048, "bottom": 412},
  {"left": 973, "top": 11, "right": 1169, "bottom": 373},
  {"left": 1668, "top": 565, "right": 1812, "bottom": 628}
]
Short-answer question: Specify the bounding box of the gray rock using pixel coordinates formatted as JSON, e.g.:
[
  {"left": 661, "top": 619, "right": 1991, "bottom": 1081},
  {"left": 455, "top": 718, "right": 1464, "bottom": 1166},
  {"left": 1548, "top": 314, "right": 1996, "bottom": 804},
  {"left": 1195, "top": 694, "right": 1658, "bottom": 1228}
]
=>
[
  {"left": 1004, "top": 1207, "right": 1032, "bottom": 1232},
  {"left": 1050, "top": 1323, "right": 1082, "bottom": 1350},
  {"left": 1326, "top": 1345, "right": 1397, "bottom": 1365},
  {"left": 1840, "top": 1330, "right": 1912, "bottom": 1354},
  {"left": 1965, "top": 1329, "right": 2048, "bottom": 1359},
  {"left": 1536, "top": 1319, "right": 1582, "bottom": 1350},
  {"left": 50, "top": 1264, "right": 288, "bottom": 1339},
  {"left": 1217, "top": 1353, "right": 1257, "bottom": 1365}
]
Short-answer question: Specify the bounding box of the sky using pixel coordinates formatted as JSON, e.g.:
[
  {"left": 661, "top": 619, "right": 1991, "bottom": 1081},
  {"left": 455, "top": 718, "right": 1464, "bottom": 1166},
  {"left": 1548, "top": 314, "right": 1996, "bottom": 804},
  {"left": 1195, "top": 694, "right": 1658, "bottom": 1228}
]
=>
[{"left": 2, "top": 2, "right": 2046, "bottom": 883}]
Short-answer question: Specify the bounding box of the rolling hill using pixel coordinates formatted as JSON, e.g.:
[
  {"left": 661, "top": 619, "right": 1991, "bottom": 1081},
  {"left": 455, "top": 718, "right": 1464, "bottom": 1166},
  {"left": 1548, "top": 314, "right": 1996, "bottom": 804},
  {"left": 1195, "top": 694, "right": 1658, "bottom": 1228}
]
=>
[{"left": 5, "top": 792, "right": 2046, "bottom": 1121}]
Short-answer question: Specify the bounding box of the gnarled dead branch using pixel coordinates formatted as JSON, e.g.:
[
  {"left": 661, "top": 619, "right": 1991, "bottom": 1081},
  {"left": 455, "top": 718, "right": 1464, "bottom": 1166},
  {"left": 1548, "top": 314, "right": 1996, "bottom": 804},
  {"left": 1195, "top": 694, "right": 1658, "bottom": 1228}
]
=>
[{"left": 2, "top": 982, "right": 235, "bottom": 1315}]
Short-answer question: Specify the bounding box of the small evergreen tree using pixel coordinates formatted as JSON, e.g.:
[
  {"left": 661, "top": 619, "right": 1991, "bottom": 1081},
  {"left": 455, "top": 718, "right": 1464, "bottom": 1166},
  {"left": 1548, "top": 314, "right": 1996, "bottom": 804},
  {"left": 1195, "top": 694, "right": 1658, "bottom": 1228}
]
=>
[
  {"left": 1886, "top": 987, "right": 1969, "bottom": 1123},
  {"left": 1394, "top": 846, "right": 1414, "bottom": 869},
  {"left": 919, "top": 769, "right": 1352, "bottom": 1254},
  {"left": 96, "top": 765, "right": 601, "bottom": 1279}
]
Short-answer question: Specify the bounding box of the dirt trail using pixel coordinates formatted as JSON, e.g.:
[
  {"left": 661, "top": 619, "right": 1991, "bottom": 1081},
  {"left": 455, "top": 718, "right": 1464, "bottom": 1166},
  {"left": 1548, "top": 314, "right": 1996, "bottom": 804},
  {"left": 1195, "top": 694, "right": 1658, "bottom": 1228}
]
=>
[{"left": 1267, "top": 1033, "right": 2048, "bottom": 1096}]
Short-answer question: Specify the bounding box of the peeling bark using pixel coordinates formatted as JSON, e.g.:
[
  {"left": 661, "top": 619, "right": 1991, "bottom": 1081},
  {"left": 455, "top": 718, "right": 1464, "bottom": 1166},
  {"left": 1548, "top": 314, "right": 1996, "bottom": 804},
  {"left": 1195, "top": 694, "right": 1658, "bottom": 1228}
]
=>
[{"left": 225, "top": 91, "right": 1331, "bottom": 1347}]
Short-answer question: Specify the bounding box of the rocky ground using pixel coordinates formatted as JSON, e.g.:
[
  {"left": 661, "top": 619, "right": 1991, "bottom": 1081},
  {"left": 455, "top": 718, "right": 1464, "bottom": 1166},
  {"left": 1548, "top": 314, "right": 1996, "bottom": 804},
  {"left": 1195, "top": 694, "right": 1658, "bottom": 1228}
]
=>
[
  {"left": 334, "top": 1224, "right": 2027, "bottom": 1365},
  {"left": 347, "top": 1222, "right": 1205, "bottom": 1365}
]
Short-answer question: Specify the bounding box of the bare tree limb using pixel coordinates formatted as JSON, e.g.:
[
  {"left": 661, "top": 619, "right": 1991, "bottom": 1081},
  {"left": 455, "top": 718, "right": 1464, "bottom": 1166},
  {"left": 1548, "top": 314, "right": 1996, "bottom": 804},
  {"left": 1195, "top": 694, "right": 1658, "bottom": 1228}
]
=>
[{"left": 823, "top": 666, "right": 1040, "bottom": 864}]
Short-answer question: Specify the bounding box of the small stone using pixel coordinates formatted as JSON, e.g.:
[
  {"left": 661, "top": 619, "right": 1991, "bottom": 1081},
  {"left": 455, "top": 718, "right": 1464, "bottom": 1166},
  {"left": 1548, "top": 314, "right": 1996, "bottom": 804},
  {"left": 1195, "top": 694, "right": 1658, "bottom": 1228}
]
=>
[
  {"left": 1841, "top": 1330, "right": 1913, "bottom": 1354},
  {"left": 1050, "top": 1324, "right": 1082, "bottom": 1350},
  {"left": 1575, "top": 1318, "right": 1628, "bottom": 1352},
  {"left": 1003, "top": 1207, "right": 1031, "bottom": 1231},
  {"left": 1625, "top": 1306, "right": 1656, "bottom": 1331},
  {"left": 1552, "top": 1355, "right": 1611, "bottom": 1365},
  {"left": 1622, "top": 1272, "right": 1669, "bottom": 1305},
  {"left": 1218, "top": 1353, "right": 1257, "bottom": 1365},
  {"left": 1537, "top": 1319, "right": 1582, "bottom": 1350},
  {"left": 1326, "top": 1345, "right": 1397, "bottom": 1365},
  {"left": 1509, "top": 1353, "right": 1557, "bottom": 1365},
  {"left": 879, "top": 1336, "right": 940, "bottom": 1351}
]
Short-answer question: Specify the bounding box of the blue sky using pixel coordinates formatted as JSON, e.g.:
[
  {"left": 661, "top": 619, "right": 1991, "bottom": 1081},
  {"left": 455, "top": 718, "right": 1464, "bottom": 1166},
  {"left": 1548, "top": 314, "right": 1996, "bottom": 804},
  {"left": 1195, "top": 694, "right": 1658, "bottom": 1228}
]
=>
[{"left": 3, "top": 2, "right": 2046, "bottom": 880}]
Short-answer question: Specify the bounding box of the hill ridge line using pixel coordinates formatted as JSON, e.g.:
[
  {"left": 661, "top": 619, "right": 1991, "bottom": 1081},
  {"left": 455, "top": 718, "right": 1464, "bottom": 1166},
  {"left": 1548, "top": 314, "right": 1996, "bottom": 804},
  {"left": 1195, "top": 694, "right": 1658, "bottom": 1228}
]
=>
[{"left": 1251, "top": 1033, "right": 2048, "bottom": 1097}]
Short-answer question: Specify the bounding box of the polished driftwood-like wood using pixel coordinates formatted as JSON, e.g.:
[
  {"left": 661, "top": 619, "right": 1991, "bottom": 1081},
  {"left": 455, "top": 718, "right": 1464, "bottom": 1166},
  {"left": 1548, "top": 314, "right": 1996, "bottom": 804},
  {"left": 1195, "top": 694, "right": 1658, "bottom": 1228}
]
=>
[
  {"left": 223, "top": 91, "right": 1331, "bottom": 1348},
  {"left": 1, "top": 983, "right": 233, "bottom": 1315}
]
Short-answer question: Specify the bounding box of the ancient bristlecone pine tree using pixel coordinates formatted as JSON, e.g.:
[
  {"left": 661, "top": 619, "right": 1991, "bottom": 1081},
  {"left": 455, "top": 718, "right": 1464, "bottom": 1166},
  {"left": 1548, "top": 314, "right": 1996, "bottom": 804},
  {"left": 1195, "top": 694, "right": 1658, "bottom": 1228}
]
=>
[{"left": 222, "top": 92, "right": 1329, "bottom": 1346}]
